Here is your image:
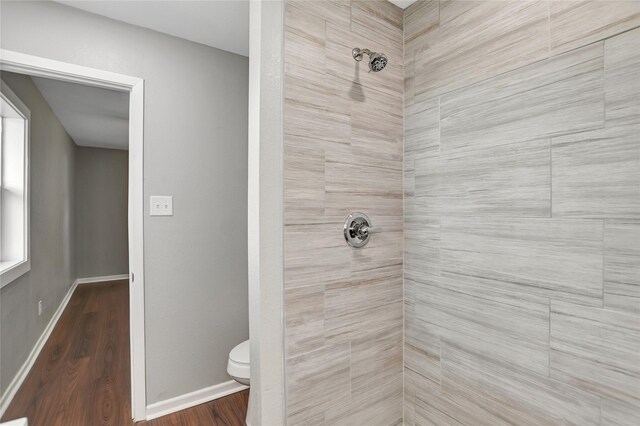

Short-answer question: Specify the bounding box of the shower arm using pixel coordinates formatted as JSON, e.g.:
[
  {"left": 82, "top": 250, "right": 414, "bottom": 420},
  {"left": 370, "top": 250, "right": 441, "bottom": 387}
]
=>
[{"left": 352, "top": 48, "right": 372, "bottom": 62}]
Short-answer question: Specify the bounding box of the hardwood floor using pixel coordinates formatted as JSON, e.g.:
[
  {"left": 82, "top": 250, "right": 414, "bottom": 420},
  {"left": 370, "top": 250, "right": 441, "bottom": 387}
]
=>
[
  {"left": 1, "top": 280, "right": 248, "bottom": 426},
  {"left": 140, "top": 391, "right": 249, "bottom": 426},
  {"left": 2, "top": 281, "right": 131, "bottom": 425}
]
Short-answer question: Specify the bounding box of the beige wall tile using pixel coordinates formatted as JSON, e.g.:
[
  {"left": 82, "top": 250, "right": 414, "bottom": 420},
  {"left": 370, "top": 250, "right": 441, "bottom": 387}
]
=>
[
  {"left": 326, "top": 23, "right": 404, "bottom": 97},
  {"left": 601, "top": 398, "right": 640, "bottom": 426},
  {"left": 605, "top": 221, "right": 640, "bottom": 314},
  {"left": 350, "top": 83, "right": 403, "bottom": 162},
  {"left": 324, "top": 192, "right": 403, "bottom": 218},
  {"left": 285, "top": 284, "right": 326, "bottom": 358},
  {"left": 284, "top": 144, "right": 325, "bottom": 224},
  {"left": 416, "top": 390, "right": 508, "bottom": 426},
  {"left": 284, "top": 5, "right": 403, "bottom": 421},
  {"left": 403, "top": 368, "right": 417, "bottom": 426},
  {"left": 550, "top": 300, "right": 640, "bottom": 405},
  {"left": 550, "top": 0, "right": 640, "bottom": 55},
  {"left": 325, "top": 276, "right": 402, "bottom": 342},
  {"left": 440, "top": 341, "right": 602, "bottom": 425},
  {"left": 284, "top": 222, "right": 352, "bottom": 288},
  {"left": 325, "top": 374, "right": 403, "bottom": 426},
  {"left": 404, "top": 2, "right": 640, "bottom": 424},
  {"left": 350, "top": 328, "right": 403, "bottom": 397},
  {"left": 408, "top": 367, "right": 489, "bottom": 426},
  {"left": 325, "top": 160, "right": 403, "bottom": 219},
  {"left": 286, "top": 0, "right": 351, "bottom": 26},
  {"left": 284, "top": 2, "right": 326, "bottom": 80},
  {"left": 325, "top": 143, "right": 402, "bottom": 177},
  {"left": 404, "top": 53, "right": 416, "bottom": 107},
  {"left": 415, "top": 138, "right": 551, "bottom": 217},
  {"left": 404, "top": 278, "right": 416, "bottom": 313},
  {"left": 440, "top": 217, "right": 604, "bottom": 306},
  {"left": 284, "top": 74, "right": 351, "bottom": 145},
  {"left": 551, "top": 124, "right": 640, "bottom": 219},
  {"left": 350, "top": 0, "right": 403, "bottom": 64},
  {"left": 404, "top": 0, "right": 439, "bottom": 57},
  {"left": 405, "top": 98, "right": 440, "bottom": 161},
  {"left": 605, "top": 27, "right": 640, "bottom": 126},
  {"left": 286, "top": 342, "right": 351, "bottom": 425},
  {"left": 404, "top": 344, "right": 441, "bottom": 389},
  {"left": 415, "top": 0, "right": 549, "bottom": 100},
  {"left": 404, "top": 213, "right": 440, "bottom": 282},
  {"left": 438, "top": 0, "right": 482, "bottom": 26},
  {"left": 440, "top": 42, "right": 605, "bottom": 152},
  {"left": 415, "top": 273, "right": 550, "bottom": 375},
  {"left": 325, "top": 160, "right": 403, "bottom": 196},
  {"left": 351, "top": 215, "right": 403, "bottom": 275}
]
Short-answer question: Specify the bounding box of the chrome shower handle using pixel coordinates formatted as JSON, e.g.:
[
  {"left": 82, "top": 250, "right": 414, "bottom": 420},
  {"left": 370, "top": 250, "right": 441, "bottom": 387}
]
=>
[
  {"left": 344, "top": 212, "right": 381, "bottom": 248},
  {"left": 357, "top": 225, "right": 382, "bottom": 237}
]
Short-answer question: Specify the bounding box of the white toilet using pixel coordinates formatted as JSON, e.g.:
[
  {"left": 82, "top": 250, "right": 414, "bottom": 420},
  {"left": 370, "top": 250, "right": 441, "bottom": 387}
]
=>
[
  {"left": 227, "top": 339, "right": 250, "bottom": 385},
  {"left": 228, "top": 339, "right": 252, "bottom": 424}
]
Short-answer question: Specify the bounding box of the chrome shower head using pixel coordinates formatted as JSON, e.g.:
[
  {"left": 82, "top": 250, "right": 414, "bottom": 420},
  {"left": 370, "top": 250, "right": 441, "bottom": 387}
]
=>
[
  {"left": 368, "top": 52, "right": 388, "bottom": 72},
  {"left": 352, "top": 47, "right": 388, "bottom": 72}
]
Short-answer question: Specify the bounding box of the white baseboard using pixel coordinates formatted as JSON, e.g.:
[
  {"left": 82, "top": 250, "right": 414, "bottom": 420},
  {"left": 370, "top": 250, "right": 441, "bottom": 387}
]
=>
[
  {"left": 0, "top": 278, "right": 79, "bottom": 417},
  {"left": 145, "top": 380, "right": 248, "bottom": 420},
  {"left": 76, "top": 274, "right": 129, "bottom": 285}
]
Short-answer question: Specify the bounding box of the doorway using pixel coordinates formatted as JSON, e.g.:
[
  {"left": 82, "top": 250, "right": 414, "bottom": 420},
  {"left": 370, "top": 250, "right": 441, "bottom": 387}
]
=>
[{"left": 0, "top": 50, "right": 146, "bottom": 422}]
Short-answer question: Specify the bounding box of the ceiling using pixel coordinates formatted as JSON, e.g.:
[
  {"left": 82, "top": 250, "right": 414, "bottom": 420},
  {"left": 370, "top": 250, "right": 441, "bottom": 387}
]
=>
[
  {"left": 53, "top": 1, "right": 417, "bottom": 57},
  {"left": 32, "top": 77, "right": 130, "bottom": 150},
  {"left": 39, "top": 1, "right": 412, "bottom": 150},
  {"left": 36, "top": 1, "right": 250, "bottom": 151},
  {"left": 388, "top": 0, "right": 418, "bottom": 9},
  {"left": 55, "top": 0, "right": 250, "bottom": 57}
]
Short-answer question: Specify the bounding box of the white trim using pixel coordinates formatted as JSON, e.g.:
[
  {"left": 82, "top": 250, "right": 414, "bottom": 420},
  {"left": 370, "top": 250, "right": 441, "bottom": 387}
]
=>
[
  {"left": 1, "top": 418, "right": 28, "bottom": 426},
  {"left": 75, "top": 274, "right": 130, "bottom": 285},
  {"left": 0, "top": 50, "right": 140, "bottom": 91},
  {"left": 0, "top": 279, "right": 79, "bottom": 417},
  {"left": 128, "top": 72, "right": 147, "bottom": 423},
  {"left": 247, "top": 1, "right": 286, "bottom": 425},
  {"left": 0, "top": 259, "right": 30, "bottom": 287},
  {"left": 0, "top": 49, "right": 148, "bottom": 422},
  {"left": 0, "top": 81, "right": 31, "bottom": 288},
  {"left": 145, "top": 381, "right": 248, "bottom": 421}
]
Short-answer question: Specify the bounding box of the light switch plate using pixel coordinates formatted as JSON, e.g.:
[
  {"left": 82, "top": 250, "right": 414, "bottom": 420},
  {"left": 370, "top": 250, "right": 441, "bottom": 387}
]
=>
[{"left": 150, "top": 196, "right": 173, "bottom": 216}]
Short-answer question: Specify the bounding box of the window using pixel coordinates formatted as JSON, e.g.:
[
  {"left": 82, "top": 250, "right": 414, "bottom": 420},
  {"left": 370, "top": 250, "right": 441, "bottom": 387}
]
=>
[{"left": 1, "top": 81, "right": 30, "bottom": 288}]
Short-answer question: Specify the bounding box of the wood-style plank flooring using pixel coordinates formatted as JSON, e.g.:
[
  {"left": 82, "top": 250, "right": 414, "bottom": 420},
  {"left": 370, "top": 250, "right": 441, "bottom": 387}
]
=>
[
  {"left": 140, "top": 391, "right": 249, "bottom": 426},
  {"left": 2, "top": 280, "right": 248, "bottom": 425},
  {"left": 2, "top": 281, "right": 131, "bottom": 425}
]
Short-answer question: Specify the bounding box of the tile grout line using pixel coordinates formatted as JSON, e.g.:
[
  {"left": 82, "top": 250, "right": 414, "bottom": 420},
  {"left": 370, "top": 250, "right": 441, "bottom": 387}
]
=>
[
  {"left": 550, "top": 137, "right": 553, "bottom": 218},
  {"left": 547, "top": 0, "right": 551, "bottom": 57},
  {"left": 548, "top": 297, "right": 551, "bottom": 378},
  {"left": 401, "top": 4, "right": 406, "bottom": 424},
  {"left": 602, "top": 219, "right": 605, "bottom": 309},
  {"left": 602, "top": 40, "right": 608, "bottom": 126},
  {"left": 438, "top": 96, "right": 441, "bottom": 153}
]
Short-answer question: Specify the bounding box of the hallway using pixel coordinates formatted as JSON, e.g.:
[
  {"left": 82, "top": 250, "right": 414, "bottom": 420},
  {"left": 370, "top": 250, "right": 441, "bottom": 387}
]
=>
[
  {"left": 2, "top": 281, "right": 131, "bottom": 425},
  {"left": 1, "top": 280, "right": 249, "bottom": 425}
]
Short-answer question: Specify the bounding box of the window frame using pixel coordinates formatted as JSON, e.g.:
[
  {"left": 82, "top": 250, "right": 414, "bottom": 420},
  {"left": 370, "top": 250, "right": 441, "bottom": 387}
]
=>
[{"left": 1, "top": 80, "right": 31, "bottom": 288}]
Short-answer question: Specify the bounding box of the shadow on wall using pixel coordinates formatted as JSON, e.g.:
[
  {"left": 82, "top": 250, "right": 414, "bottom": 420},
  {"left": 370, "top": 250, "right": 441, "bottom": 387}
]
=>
[{"left": 349, "top": 62, "right": 365, "bottom": 102}]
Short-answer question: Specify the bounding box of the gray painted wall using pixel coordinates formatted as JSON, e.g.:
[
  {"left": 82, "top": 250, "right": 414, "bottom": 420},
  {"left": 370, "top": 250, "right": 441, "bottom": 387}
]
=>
[
  {"left": 403, "top": 1, "right": 640, "bottom": 425},
  {"left": 75, "top": 146, "right": 128, "bottom": 278},
  {"left": 0, "top": 72, "right": 77, "bottom": 395},
  {"left": 1, "top": 1, "right": 249, "bottom": 403}
]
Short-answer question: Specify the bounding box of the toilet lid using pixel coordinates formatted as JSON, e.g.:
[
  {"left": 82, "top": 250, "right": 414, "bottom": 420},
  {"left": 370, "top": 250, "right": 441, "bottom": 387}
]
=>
[{"left": 229, "top": 340, "right": 250, "bottom": 365}]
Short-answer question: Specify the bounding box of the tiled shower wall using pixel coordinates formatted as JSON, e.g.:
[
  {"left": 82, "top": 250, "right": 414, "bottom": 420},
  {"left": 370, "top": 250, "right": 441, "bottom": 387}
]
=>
[
  {"left": 404, "top": 1, "right": 640, "bottom": 425},
  {"left": 283, "top": 0, "right": 404, "bottom": 424}
]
